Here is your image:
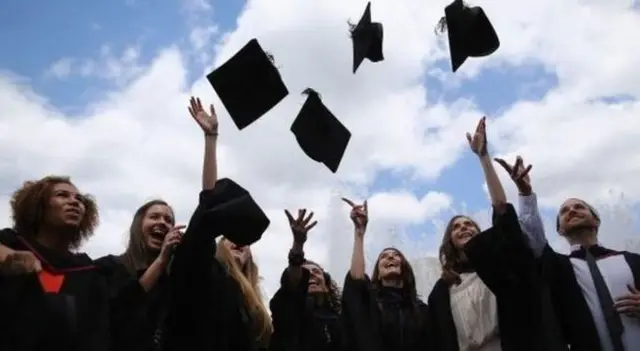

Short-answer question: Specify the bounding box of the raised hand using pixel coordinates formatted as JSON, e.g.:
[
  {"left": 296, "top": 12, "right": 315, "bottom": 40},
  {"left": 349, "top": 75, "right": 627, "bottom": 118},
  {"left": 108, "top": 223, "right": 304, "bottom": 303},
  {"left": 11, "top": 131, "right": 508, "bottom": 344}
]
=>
[
  {"left": 466, "top": 116, "right": 488, "bottom": 156},
  {"left": 342, "top": 197, "right": 368, "bottom": 236},
  {"left": 285, "top": 209, "right": 317, "bottom": 245},
  {"left": 494, "top": 155, "right": 533, "bottom": 195},
  {"left": 0, "top": 250, "right": 42, "bottom": 275},
  {"left": 188, "top": 96, "right": 219, "bottom": 136},
  {"left": 159, "top": 225, "right": 185, "bottom": 263}
]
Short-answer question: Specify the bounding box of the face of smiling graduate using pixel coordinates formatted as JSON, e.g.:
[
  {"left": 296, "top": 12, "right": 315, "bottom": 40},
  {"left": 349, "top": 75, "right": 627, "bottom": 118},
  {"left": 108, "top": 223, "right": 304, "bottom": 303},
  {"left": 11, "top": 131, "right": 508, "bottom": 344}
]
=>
[{"left": 140, "top": 203, "right": 175, "bottom": 253}]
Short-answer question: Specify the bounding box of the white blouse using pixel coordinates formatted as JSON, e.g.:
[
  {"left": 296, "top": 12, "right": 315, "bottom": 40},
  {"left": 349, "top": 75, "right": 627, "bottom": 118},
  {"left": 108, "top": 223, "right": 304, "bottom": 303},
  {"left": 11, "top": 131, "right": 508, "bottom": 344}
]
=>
[{"left": 449, "top": 272, "right": 502, "bottom": 351}]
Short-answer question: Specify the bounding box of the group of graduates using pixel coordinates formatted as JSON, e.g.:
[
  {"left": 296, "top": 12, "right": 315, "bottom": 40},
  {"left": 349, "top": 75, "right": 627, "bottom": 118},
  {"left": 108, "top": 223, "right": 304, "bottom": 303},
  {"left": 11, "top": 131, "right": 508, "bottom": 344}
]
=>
[
  {"left": 1, "top": 1, "right": 639, "bottom": 351},
  {"left": 1, "top": 96, "right": 639, "bottom": 351}
]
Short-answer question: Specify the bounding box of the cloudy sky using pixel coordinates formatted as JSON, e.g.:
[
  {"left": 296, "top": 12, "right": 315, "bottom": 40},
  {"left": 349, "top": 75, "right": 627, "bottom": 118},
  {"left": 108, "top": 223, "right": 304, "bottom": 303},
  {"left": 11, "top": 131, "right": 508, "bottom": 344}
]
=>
[{"left": 1, "top": 0, "right": 639, "bottom": 298}]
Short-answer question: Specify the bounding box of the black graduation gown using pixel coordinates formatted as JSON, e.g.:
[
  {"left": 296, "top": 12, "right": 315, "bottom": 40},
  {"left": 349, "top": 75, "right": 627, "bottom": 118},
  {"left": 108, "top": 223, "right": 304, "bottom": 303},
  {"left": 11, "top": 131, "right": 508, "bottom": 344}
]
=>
[
  {"left": 427, "top": 204, "right": 565, "bottom": 351},
  {"left": 341, "top": 273, "right": 430, "bottom": 351},
  {"left": 269, "top": 267, "right": 345, "bottom": 351},
  {"left": 161, "top": 189, "right": 264, "bottom": 351},
  {"left": 95, "top": 254, "right": 170, "bottom": 351},
  {"left": 0, "top": 228, "right": 110, "bottom": 351},
  {"left": 539, "top": 243, "right": 640, "bottom": 351}
]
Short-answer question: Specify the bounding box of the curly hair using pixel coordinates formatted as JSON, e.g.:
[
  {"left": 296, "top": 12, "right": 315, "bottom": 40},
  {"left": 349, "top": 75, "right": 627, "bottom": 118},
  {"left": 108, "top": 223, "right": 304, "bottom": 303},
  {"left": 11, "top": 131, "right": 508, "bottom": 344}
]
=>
[
  {"left": 439, "top": 215, "right": 482, "bottom": 285},
  {"left": 10, "top": 176, "right": 99, "bottom": 250},
  {"left": 304, "top": 259, "right": 342, "bottom": 314}
]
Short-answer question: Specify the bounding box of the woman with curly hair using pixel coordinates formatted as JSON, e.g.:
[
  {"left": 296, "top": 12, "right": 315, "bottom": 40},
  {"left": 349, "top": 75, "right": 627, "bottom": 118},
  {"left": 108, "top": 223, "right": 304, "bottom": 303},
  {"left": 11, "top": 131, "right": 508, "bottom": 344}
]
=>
[
  {"left": 0, "top": 176, "right": 110, "bottom": 351},
  {"left": 269, "top": 209, "right": 345, "bottom": 351},
  {"left": 426, "top": 117, "right": 564, "bottom": 351},
  {"left": 341, "top": 199, "right": 431, "bottom": 351}
]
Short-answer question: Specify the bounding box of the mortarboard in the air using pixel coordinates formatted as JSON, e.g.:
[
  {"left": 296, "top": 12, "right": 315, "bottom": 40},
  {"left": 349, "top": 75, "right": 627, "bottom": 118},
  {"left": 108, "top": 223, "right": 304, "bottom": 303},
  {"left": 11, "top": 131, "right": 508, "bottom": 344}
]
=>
[
  {"left": 439, "top": 0, "right": 500, "bottom": 73},
  {"left": 206, "top": 39, "right": 289, "bottom": 130},
  {"left": 200, "top": 178, "right": 270, "bottom": 246},
  {"left": 290, "top": 88, "right": 351, "bottom": 173},
  {"left": 350, "top": 2, "right": 384, "bottom": 74}
]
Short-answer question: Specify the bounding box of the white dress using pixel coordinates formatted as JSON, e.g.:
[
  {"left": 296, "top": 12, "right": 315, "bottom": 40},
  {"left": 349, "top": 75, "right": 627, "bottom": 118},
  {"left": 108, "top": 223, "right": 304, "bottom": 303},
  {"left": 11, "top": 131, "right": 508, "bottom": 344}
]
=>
[{"left": 449, "top": 272, "right": 502, "bottom": 351}]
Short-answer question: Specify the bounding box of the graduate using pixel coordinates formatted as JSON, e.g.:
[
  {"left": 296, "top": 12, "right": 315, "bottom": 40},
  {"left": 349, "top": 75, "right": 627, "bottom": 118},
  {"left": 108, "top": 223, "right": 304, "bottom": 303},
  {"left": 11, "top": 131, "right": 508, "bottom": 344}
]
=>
[
  {"left": 0, "top": 176, "right": 110, "bottom": 351},
  {"left": 161, "top": 96, "right": 272, "bottom": 351},
  {"left": 427, "top": 118, "right": 565, "bottom": 351},
  {"left": 496, "top": 155, "right": 640, "bottom": 351},
  {"left": 269, "top": 209, "right": 345, "bottom": 351},
  {"left": 96, "top": 198, "right": 183, "bottom": 351},
  {"left": 341, "top": 198, "right": 430, "bottom": 351}
]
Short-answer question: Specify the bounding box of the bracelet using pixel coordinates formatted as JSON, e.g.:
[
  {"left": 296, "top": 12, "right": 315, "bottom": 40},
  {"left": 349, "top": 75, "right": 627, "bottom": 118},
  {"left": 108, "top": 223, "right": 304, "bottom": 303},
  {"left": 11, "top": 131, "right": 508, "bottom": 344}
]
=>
[
  {"left": 288, "top": 249, "right": 305, "bottom": 266},
  {"left": 205, "top": 132, "right": 219, "bottom": 137}
]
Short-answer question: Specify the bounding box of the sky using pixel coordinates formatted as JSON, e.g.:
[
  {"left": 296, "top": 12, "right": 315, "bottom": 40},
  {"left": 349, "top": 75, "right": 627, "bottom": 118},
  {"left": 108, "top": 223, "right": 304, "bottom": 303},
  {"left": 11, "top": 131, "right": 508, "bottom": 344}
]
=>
[{"left": 1, "top": 0, "right": 640, "bottom": 298}]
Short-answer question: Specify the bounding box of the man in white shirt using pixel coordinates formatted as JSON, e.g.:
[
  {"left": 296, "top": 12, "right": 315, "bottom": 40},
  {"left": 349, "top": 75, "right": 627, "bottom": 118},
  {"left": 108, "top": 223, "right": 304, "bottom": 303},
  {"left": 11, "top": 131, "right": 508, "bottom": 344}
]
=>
[{"left": 495, "top": 156, "right": 640, "bottom": 351}]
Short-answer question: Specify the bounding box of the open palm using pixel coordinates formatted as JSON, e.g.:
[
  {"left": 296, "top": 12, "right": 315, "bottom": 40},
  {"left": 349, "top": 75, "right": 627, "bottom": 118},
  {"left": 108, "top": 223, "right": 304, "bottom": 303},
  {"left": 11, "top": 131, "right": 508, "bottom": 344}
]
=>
[{"left": 188, "top": 96, "right": 219, "bottom": 135}]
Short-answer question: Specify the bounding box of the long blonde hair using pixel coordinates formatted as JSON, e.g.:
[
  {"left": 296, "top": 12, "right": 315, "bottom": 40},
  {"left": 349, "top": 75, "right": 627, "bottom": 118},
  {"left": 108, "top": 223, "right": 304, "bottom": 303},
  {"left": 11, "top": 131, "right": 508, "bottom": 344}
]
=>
[{"left": 216, "top": 237, "right": 272, "bottom": 346}]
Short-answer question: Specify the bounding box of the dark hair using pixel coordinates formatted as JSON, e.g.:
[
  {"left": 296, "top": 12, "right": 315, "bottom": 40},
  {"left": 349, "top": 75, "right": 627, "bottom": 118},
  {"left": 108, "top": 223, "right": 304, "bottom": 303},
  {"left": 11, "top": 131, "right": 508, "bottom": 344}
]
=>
[
  {"left": 439, "top": 215, "right": 482, "bottom": 285},
  {"left": 120, "top": 199, "right": 174, "bottom": 275},
  {"left": 371, "top": 248, "right": 421, "bottom": 311},
  {"left": 556, "top": 198, "right": 600, "bottom": 234},
  {"left": 304, "top": 259, "right": 342, "bottom": 314},
  {"left": 10, "top": 176, "right": 99, "bottom": 250}
]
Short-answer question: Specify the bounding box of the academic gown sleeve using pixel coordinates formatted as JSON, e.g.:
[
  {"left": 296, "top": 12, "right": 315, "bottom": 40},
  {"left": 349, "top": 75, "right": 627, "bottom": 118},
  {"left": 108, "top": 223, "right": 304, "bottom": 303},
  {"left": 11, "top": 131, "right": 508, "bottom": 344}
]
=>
[
  {"left": 463, "top": 203, "right": 535, "bottom": 295},
  {"left": 426, "top": 279, "right": 458, "bottom": 351},
  {"left": 341, "top": 273, "right": 383, "bottom": 351},
  {"left": 163, "top": 189, "right": 258, "bottom": 351},
  {"left": 268, "top": 267, "right": 311, "bottom": 351}
]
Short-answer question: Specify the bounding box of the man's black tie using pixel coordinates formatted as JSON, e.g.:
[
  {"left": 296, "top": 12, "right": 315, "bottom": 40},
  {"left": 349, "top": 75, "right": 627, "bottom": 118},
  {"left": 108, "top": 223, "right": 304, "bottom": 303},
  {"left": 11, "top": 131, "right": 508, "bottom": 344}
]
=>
[{"left": 575, "top": 246, "right": 625, "bottom": 351}]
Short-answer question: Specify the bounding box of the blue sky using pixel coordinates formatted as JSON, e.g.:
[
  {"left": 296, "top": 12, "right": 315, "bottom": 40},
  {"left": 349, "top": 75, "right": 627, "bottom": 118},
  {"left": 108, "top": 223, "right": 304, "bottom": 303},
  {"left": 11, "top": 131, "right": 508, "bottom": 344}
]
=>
[{"left": 0, "top": 0, "right": 568, "bottom": 243}]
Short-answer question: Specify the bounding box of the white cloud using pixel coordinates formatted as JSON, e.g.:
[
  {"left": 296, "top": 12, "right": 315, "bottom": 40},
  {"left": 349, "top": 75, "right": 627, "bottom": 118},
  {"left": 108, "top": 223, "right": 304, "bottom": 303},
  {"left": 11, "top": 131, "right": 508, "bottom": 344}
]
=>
[
  {"left": 44, "top": 45, "right": 144, "bottom": 85},
  {"left": 3, "top": 0, "right": 640, "bottom": 298}
]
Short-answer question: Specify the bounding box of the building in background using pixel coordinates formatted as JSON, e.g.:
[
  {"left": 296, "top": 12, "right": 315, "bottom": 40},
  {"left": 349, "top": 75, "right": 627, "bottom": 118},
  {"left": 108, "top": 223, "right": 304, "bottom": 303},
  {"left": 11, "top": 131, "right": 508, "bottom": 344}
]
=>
[{"left": 409, "top": 256, "right": 441, "bottom": 299}]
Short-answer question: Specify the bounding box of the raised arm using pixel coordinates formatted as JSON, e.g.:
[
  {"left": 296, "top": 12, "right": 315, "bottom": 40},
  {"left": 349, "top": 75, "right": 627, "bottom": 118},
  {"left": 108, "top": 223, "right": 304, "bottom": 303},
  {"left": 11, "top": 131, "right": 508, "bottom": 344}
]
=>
[
  {"left": 494, "top": 156, "right": 548, "bottom": 257},
  {"left": 466, "top": 117, "right": 508, "bottom": 212},
  {"left": 342, "top": 198, "right": 368, "bottom": 280},
  {"left": 188, "top": 96, "right": 219, "bottom": 191},
  {"left": 283, "top": 208, "right": 317, "bottom": 286}
]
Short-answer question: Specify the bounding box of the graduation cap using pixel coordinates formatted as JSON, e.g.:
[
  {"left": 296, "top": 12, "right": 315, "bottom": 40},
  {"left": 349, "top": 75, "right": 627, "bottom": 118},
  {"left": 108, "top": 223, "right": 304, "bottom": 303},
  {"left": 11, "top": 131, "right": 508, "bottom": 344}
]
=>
[
  {"left": 200, "top": 178, "right": 270, "bottom": 246},
  {"left": 437, "top": 0, "right": 500, "bottom": 73},
  {"left": 206, "top": 39, "right": 289, "bottom": 130},
  {"left": 350, "top": 2, "right": 384, "bottom": 74},
  {"left": 291, "top": 88, "right": 351, "bottom": 173}
]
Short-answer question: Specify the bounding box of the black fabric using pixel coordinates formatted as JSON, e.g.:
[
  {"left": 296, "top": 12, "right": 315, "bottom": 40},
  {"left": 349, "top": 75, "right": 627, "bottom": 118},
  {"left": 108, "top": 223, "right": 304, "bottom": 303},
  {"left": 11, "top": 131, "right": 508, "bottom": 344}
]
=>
[
  {"left": 443, "top": 0, "right": 500, "bottom": 72},
  {"left": 428, "top": 204, "right": 566, "bottom": 351},
  {"left": 269, "top": 267, "right": 345, "bottom": 351},
  {"left": 162, "top": 188, "right": 264, "bottom": 351},
  {"left": 206, "top": 38, "right": 289, "bottom": 130},
  {"left": 541, "top": 244, "right": 640, "bottom": 351},
  {"left": 341, "top": 273, "right": 430, "bottom": 351},
  {"left": 95, "top": 255, "right": 169, "bottom": 351},
  {"left": 200, "top": 177, "right": 270, "bottom": 246},
  {"left": 290, "top": 89, "right": 351, "bottom": 174},
  {"left": 569, "top": 245, "right": 618, "bottom": 260},
  {"left": 351, "top": 2, "right": 384, "bottom": 73},
  {"left": 0, "top": 228, "right": 110, "bottom": 351}
]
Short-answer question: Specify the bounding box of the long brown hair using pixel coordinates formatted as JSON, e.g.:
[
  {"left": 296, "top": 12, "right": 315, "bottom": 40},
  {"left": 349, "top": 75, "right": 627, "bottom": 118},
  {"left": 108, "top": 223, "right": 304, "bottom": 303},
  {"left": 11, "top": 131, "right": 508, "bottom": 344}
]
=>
[
  {"left": 439, "top": 215, "right": 481, "bottom": 285},
  {"left": 10, "top": 176, "right": 99, "bottom": 250},
  {"left": 216, "top": 237, "right": 272, "bottom": 346},
  {"left": 371, "top": 248, "right": 419, "bottom": 304},
  {"left": 120, "top": 199, "right": 174, "bottom": 275}
]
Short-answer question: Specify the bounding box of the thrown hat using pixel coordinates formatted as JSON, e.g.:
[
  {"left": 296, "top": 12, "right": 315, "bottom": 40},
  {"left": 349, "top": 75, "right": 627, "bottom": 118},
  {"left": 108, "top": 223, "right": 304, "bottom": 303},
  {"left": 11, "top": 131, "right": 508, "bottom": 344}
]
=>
[
  {"left": 200, "top": 178, "right": 270, "bottom": 246},
  {"left": 350, "top": 2, "right": 384, "bottom": 74},
  {"left": 206, "top": 39, "right": 289, "bottom": 130},
  {"left": 439, "top": 0, "right": 500, "bottom": 72},
  {"left": 290, "top": 88, "right": 351, "bottom": 173}
]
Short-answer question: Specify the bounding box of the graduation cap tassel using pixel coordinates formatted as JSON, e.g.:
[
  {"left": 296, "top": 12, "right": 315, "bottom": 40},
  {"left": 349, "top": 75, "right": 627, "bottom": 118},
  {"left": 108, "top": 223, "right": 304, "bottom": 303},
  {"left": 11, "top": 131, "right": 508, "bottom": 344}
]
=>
[
  {"left": 264, "top": 51, "right": 276, "bottom": 65},
  {"left": 435, "top": 16, "right": 448, "bottom": 35},
  {"left": 347, "top": 20, "right": 357, "bottom": 38},
  {"left": 301, "top": 88, "right": 321, "bottom": 99}
]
